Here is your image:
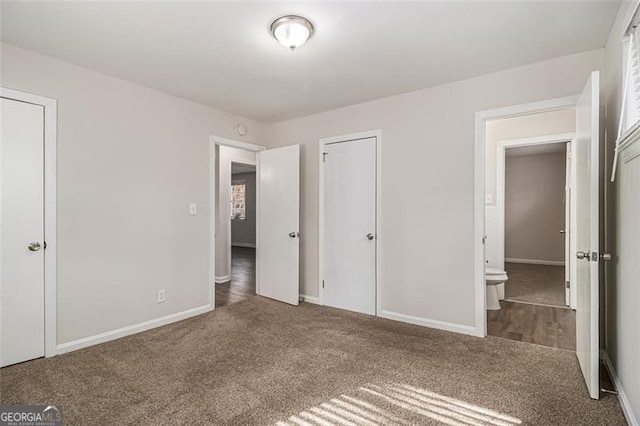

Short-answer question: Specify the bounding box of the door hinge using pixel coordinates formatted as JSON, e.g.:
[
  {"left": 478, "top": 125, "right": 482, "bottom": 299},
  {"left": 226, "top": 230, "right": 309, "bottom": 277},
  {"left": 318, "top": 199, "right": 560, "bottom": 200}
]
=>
[
  {"left": 322, "top": 152, "right": 329, "bottom": 162},
  {"left": 565, "top": 280, "right": 570, "bottom": 289},
  {"left": 322, "top": 280, "right": 325, "bottom": 289}
]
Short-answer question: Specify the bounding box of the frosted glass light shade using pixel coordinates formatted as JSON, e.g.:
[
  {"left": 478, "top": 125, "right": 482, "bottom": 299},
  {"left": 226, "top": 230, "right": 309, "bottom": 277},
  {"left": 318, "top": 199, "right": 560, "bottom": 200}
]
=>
[{"left": 270, "top": 15, "right": 314, "bottom": 51}]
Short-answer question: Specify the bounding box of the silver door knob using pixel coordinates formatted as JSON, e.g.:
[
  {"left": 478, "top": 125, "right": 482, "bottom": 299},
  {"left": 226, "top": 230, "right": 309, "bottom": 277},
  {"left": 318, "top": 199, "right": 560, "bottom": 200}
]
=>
[
  {"left": 28, "top": 241, "right": 41, "bottom": 252},
  {"left": 560, "top": 230, "right": 565, "bottom": 234},
  {"left": 366, "top": 233, "right": 375, "bottom": 240},
  {"left": 576, "top": 251, "right": 589, "bottom": 260},
  {"left": 599, "top": 252, "right": 612, "bottom": 261},
  {"left": 288, "top": 232, "right": 299, "bottom": 238}
]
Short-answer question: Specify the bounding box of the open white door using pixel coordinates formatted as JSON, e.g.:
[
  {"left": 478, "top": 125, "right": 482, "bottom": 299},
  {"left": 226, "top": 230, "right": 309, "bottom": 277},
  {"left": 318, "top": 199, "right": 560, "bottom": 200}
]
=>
[
  {"left": 575, "top": 71, "right": 600, "bottom": 399},
  {"left": 257, "top": 145, "right": 300, "bottom": 305}
]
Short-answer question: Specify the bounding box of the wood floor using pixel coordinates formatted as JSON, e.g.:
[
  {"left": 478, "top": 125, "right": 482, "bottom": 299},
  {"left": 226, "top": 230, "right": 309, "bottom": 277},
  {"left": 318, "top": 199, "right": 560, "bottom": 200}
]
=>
[
  {"left": 215, "top": 246, "right": 256, "bottom": 308},
  {"left": 487, "top": 300, "right": 576, "bottom": 350}
]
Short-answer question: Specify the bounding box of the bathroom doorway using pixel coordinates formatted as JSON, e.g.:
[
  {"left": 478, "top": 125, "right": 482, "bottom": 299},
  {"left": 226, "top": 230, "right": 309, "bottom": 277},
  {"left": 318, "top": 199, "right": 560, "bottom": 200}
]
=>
[{"left": 482, "top": 108, "right": 577, "bottom": 350}]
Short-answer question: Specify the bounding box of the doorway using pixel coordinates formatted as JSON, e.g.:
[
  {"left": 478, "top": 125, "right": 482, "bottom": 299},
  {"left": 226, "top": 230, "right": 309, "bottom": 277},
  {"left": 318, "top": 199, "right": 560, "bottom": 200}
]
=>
[
  {"left": 475, "top": 71, "right": 603, "bottom": 399},
  {"left": 1, "top": 88, "right": 57, "bottom": 367},
  {"left": 215, "top": 148, "right": 257, "bottom": 307},
  {"left": 319, "top": 131, "right": 381, "bottom": 316},
  {"left": 486, "top": 127, "right": 576, "bottom": 350},
  {"left": 209, "top": 136, "right": 300, "bottom": 309}
]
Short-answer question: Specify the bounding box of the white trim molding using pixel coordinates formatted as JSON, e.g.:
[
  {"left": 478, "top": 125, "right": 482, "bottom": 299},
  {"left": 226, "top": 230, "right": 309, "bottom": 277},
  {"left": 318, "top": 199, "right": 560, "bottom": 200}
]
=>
[
  {"left": 318, "top": 130, "right": 382, "bottom": 315},
  {"left": 379, "top": 311, "right": 481, "bottom": 337},
  {"left": 56, "top": 305, "right": 211, "bottom": 355},
  {"left": 505, "top": 258, "right": 566, "bottom": 266},
  {"left": 475, "top": 95, "right": 579, "bottom": 336},
  {"left": 214, "top": 275, "right": 231, "bottom": 284},
  {"left": 299, "top": 295, "right": 320, "bottom": 305},
  {"left": 602, "top": 351, "right": 639, "bottom": 426},
  {"left": 1, "top": 87, "right": 58, "bottom": 358}
]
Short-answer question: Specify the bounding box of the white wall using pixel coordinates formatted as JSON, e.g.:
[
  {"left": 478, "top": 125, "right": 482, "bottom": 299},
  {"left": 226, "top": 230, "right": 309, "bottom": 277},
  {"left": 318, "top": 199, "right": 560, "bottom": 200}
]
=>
[
  {"left": 504, "top": 152, "right": 566, "bottom": 263},
  {"left": 231, "top": 172, "right": 256, "bottom": 247},
  {"left": 215, "top": 146, "right": 256, "bottom": 280},
  {"left": 265, "top": 49, "right": 604, "bottom": 332},
  {"left": 603, "top": 2, "right": 640, "bottom": 424},
  {"left": 0, "top": 43, "right": 265, "bottom": 345}
]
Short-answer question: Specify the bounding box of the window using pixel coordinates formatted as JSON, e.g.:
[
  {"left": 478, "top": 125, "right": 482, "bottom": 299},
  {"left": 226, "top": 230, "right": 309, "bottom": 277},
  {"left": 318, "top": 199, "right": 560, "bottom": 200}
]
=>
[
  {"left": 231, "top": 180, "right": 246, "bottom": 220},
  {"left": 613, "top": 18, "right": 640, "bottom": 180},
  {"left": 620, "top": 27, "right": 640, "bottom": 138}
]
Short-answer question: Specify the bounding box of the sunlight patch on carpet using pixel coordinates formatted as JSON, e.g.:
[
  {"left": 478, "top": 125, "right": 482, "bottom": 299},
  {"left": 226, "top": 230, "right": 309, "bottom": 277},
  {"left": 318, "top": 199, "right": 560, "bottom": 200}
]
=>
[{"left": 275, "top": 383, "right": 522, "bottom": 426}]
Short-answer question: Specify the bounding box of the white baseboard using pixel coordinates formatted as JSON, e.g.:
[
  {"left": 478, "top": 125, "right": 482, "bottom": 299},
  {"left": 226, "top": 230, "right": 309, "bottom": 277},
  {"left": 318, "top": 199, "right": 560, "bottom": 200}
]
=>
[
  {"left": 215, "top": 275, "right": 231, "bottom": 283},
  {"left": 505, "top": 258, "right": 565, "bottom": 266},
  {"left": 232, "top": 242, "right": 256, "bottom": 248},
  {"left": 300, "top": 294, "right": 320, "bottom": 304},
  {"left": 379, "top": 310, "right": 481, "bottom": 337},
  {"left": 602, "top": 351, "right": 639, "bottom": 426},
  {"left": 56, "top": 304, "right": 212, "bottom": 355}
]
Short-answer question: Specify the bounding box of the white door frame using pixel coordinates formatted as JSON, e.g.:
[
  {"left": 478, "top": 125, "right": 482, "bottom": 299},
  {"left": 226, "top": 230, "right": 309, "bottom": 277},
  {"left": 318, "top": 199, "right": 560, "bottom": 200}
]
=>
[
  {"left": 318, "top": 130, "right": 382, "bottom": 314},
  {"left": 495, "top": 133, "right": 576, "bottom": 307},
  {"left": 1, "top": 87, "right": 57, "bottom": 358},
  {"left": 474, "top": 96, "right": 578, "bottom": 336},
  {"left": 209, "top": 136, "right": 265, "bottom": 309}
]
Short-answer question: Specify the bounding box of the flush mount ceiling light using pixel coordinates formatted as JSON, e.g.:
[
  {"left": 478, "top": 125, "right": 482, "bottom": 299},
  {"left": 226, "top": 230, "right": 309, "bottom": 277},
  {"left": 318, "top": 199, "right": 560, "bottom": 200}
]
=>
[{"left": 270, "top": 15, "right": 314, "bottom": 51}]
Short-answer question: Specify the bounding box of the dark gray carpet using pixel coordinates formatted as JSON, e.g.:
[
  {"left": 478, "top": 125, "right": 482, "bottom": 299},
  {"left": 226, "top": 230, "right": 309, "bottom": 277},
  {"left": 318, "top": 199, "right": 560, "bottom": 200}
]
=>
[
  {"left": 1, "top": 297, "right": 625, "bottom": 425},
  {"left": 505, "top": 262, "right": 566, "bottom": 307}
]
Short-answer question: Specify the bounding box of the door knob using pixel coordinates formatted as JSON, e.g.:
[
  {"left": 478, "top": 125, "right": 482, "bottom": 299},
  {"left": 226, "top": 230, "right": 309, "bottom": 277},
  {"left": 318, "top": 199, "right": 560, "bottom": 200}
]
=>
[
  {"left": 560, "top": 230, "right": 565, "bottom": 234},
  {"left": 288, "top": 232, "right": 299, "bottom": 238},
  {"left": 28, "top": 241, "right": 41, "bottom": 252},
  {"left": 599, "top": 252, "right": 612, "bottom": 261},
  {"left": 576, "top": 251, "right": 589, "bottom": 260},
  {"left": 366, "top": 233, "right": 375, "bottom": 240}
]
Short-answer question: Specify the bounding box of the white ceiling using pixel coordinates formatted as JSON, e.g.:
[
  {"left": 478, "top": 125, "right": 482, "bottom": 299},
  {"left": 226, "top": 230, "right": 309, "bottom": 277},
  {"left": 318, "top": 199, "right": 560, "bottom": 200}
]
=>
[
  {"left": 1, "top": 1, "right": 620, "bottom": 123},
  {"left": 507, "top": 142, "right": 568, "bottom": 157}
]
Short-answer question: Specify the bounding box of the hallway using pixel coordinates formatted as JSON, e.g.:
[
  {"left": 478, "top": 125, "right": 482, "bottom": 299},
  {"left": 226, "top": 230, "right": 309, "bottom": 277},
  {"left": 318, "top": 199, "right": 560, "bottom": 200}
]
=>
[{"left": 215, "top": 247, "right": 256, "bottom": 308}]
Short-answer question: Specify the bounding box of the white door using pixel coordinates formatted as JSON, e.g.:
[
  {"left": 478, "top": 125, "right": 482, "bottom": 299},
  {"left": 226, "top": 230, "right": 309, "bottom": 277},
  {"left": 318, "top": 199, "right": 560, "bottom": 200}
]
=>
[
  {"left": 1, "top": 97, "right": 46, "bottom": 367},
  {"left": 575, "top": 71, "right": 600, "bottom": 399},
  {"left": 564, "top": 144, "right": 571, "bottom": 306},
  {"left": 257, "top": 145, "right": 300, "bottom": 305},
  {"left": 324, "top": 137, "right": 377, "bottom": 315}
]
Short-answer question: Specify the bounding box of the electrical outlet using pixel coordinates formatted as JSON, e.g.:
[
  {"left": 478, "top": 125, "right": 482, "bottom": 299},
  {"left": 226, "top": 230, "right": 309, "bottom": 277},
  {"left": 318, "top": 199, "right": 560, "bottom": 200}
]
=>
[
  {"left": 157, "top": 289, "right": 166, "bottom": 303},
  {"left": 189, "top": 203, "right": 197, "bottom": 215}
]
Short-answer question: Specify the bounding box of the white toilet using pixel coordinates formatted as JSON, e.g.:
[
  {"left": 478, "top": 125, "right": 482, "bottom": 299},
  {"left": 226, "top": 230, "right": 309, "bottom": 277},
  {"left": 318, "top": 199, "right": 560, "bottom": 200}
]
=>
[{"left": 486, "top": 267, "right": 508, "bottom": 311}]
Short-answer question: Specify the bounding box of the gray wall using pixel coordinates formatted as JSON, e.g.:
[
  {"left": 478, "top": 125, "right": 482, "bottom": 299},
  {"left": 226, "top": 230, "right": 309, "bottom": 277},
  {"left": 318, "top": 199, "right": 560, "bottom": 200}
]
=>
[
  {"left": 505, "top": 152, "right": 566, "bottom": 263},
  {"left": 231, "top": 172, "right": 256, "bottom": 246}
]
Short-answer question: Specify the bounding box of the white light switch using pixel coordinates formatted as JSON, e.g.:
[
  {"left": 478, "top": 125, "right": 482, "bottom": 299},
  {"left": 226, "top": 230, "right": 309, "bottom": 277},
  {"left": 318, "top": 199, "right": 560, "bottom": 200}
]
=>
[{"left": 189, "top": 203, "right": 198, "bottom": 215}]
